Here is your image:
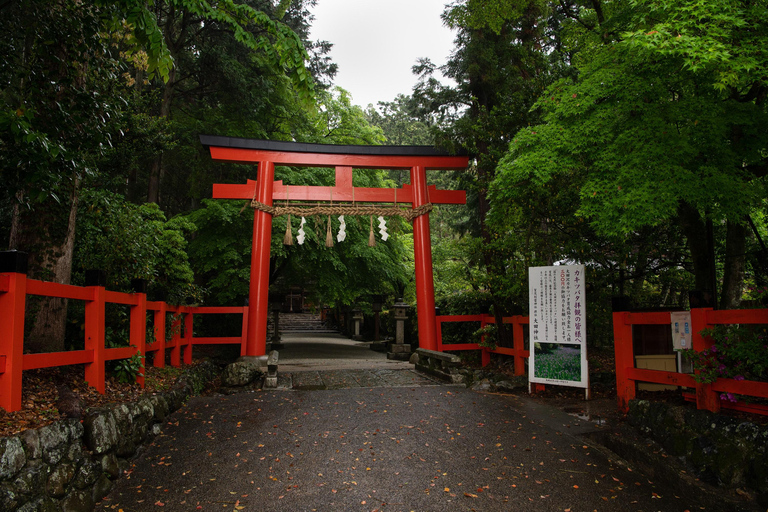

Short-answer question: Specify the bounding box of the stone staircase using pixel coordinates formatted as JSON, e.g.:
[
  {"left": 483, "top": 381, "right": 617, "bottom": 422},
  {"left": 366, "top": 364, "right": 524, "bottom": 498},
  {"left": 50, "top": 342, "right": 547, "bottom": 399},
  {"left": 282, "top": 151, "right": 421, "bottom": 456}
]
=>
[{"left": 277, "top": 312, "right": 337, "bottom": 333}]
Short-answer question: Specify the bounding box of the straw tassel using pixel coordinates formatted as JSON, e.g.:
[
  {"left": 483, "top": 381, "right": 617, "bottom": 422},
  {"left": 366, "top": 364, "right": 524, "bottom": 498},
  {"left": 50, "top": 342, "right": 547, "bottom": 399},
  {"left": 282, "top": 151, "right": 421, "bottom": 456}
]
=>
[
  {"left": 283, "top": 214, "right": 293, "bottom": 245},
  {"left": 325, "top": 215, "right": 334, "bottom": 247},
  {"left": 368, "top": 216, "right": 376, "bottom": 247}
]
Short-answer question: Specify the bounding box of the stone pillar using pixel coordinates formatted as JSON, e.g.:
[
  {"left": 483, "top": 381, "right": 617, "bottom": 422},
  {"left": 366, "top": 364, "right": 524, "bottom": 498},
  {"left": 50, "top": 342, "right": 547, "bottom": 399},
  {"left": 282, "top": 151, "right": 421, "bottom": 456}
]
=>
[
  {"left": 352, "top": 308, "right": 364, "bottom": 341},
  {"left": 389, "top": 299, "right": 411, "bottom": 360},
  {"left": 371, "top": 295, "right": 383, "bottom": 342},
  {"left": 270, "top": 301, "right": 284, "bottom": 350}
]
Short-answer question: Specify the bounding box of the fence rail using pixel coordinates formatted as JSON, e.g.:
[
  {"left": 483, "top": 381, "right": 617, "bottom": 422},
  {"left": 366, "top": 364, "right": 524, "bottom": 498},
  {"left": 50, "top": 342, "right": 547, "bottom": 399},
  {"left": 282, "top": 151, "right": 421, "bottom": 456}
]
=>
[
  {"left": 436, "top": 314, "right": 529, "bottom": 375},
  {"left": 0, "top": 270, "right": 248, "bottom": 412},
  {"left": 614, "top": 307, "right": 768, "bottom": 415}
]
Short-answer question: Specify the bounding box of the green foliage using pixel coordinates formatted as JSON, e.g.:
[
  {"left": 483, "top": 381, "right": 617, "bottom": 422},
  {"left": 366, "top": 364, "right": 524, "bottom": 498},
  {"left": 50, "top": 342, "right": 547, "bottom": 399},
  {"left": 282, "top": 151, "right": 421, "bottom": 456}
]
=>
[
  {"left": 494, "top": 42, "right": 766, "bottom": 236},
  {"left": 490, "top": 0, "right": 768, "bottom": 310},
  {"left": 0, "top": 0, "right": 126, "bottom": 209},
  {"left": 475, "top": 324, "right": 498, "bottom": 350},
  {"left": 75, "top": 189, "right": 200, "bottom": 304},
  {"left": 683, "top": 325, "right": 768, "bottom": 385},
  {"left": 307, "top": 87, "right": 385, "bottom": 144},
  {"left": 623, "top": 0, "right": 768, "bottom": 95},
  {"left": 109, "top": 351, "right": 145, "bottom": 384},
  {"left": 183, "top": 199, "right": 261, "bottom": 305},
  {"left": 365, "top": 95, "right": 434, "bottom": 145}
]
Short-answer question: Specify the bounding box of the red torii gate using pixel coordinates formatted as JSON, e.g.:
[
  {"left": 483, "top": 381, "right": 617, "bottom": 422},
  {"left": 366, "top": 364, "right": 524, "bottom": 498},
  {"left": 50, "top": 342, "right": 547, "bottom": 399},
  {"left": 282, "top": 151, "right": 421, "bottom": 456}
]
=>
[{"left": 201, "top": 136, "right": 468, "bottom": 357}]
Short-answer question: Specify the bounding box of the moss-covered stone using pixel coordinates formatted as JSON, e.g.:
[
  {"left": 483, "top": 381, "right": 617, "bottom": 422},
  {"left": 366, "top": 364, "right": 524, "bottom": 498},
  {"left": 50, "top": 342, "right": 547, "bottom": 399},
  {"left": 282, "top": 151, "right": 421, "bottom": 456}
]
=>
[
  {"left": 60, "top": 489, "right": 94, "bottom": 512},
  {"left": 628, "top": 399, "right": 768, "bottom": 494},
  {"left": 46, "top": 463, "right": 75, "bottom": 498},
  {"left": 13, "top": 459, "right": 48, "bottom": 497},
  {"left": 0, "top": 437, "right": 27, "bottom": 480}
]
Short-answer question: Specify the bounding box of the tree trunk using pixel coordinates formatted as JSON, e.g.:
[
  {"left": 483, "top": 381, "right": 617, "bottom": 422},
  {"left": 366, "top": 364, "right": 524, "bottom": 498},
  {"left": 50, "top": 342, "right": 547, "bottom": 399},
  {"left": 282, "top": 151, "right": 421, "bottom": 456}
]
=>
[
  {"left": 677, "top": 202, "right": 714, "bottom": 295},
  {"left": 147, "top": 9, "right": 179, "bottom": 205},
  {"left": 719, "top": 220, "right": 746, "bottom": 309},
  {"left": 10, "top": 179, "right": 80, "bottom": 352}
]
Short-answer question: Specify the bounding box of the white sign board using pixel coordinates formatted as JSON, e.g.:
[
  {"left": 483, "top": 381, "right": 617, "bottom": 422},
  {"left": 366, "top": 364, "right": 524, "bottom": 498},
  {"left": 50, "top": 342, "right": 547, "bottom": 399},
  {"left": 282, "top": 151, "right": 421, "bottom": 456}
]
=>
[
  {"left": 670, "top": 311, "right": 692, "bottom": 351},
  {"left": 528, "top": 265, "right": 588, "bottom": 388}
]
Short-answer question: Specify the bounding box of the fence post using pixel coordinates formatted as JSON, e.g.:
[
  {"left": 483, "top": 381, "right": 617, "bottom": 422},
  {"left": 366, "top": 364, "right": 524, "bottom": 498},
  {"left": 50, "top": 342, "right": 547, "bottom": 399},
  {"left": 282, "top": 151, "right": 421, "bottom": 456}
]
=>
[
  {"left": 153, "top": 303, "right": 167, "bottom": 368},
  {"left": 240, "top": 306, "right": 249, "bottom": 357},
  {"left": 130, "top": 279, "right": 147, "bottom": 388},
  {"left": 169, "top": 308, "right": 181, "bottom": 367},
  {"left": 613, "top": 310, "right": 635, "bottom": 413},
  {"left": 512, "top": 316, "right": 525, "bottom": 376},
  {"left": 435, "top": 316, "right": 443, "bottom": 352},
  {"left": 183, "top": 309, "right": 193, "bottom": 365},
  {"left": 480, "top": 316, "right": 491, "bottom": 367},
  {"left": 690, "top": 307, "right": 720, "bottom": 413},
  {"left": 84, "top": 270, "right": 107, "bottom": 394},
  {"left": 0, "top": 251, "right": 29, "bottom": 412}
]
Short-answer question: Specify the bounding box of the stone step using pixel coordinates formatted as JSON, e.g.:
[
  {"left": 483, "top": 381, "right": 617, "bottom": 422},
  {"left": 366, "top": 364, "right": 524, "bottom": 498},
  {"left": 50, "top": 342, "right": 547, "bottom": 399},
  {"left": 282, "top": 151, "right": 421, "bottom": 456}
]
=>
[
  {"left": 276, "top": 369, "right": 441, "bottom": 390},
  {"left": 277, "top": 312, "right": 335, "bottom": 332}
]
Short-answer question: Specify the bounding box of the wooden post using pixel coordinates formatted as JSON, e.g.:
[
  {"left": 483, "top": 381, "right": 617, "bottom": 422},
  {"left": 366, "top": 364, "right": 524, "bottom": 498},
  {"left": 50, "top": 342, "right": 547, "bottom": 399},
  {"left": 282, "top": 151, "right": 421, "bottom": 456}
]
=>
[
  {"left": 0, "top": 254, "right": 28, "bottom": 412},
  {"left": 435, "top": 316, "right": 443, "bottom": 351},
  {"left": 613, "top": 311, "right": 635, "bottom": 413},
  {"left": 84, "top": 271, "right": 107, "bottom": 394},
  {"left": 246, "top": 161, "right": 275, "bottom": 357},
  {"left": 480, "top": 316, "right": 491, "bottom": 367},
  {"left": 241, "top": 306, "right": 249, "bottom": 357},
  {"left": 183, "top": 310, "right": 193, "bottom": 365},
  {"left": 411, "top": 164, "right": 438, "bottom": 351},
  {"left": 153, "top": 303, "right": 167, "bottom": 368},
  {"left": 130, "top": 280, "right": 147, "bottom": 388},
  {"left": 691, "top": 307, "right": 720, "bottom": 413},
  {"left": 513, "top": 316, "right": 526, "bottom": 376},
  {"left": 169, "top": 309, "right": 181, "bottom": 367}
]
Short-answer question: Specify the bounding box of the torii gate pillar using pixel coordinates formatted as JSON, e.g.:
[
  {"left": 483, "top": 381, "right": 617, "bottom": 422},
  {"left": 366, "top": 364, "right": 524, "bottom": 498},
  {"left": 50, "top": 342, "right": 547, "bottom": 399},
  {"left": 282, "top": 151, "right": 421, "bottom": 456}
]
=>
[
  {"left": 410, "top": 165, "right": 438, "bottom": 348},
  {"left": 202, "top": 136, "right": 468, "bottom": 357},
  {"left": 247, "top": 160, "right": 275, "bottom": 357}
]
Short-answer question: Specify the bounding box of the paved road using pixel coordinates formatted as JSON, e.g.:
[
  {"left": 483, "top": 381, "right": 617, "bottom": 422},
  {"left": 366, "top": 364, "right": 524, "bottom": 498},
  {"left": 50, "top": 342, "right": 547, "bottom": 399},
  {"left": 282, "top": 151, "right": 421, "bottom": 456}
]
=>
[
  {"left": 96, "top": 334, "right": 738, "bottom": 512},
  {"left": 273, "top": 333, "right": 412, "bottom": 373}
]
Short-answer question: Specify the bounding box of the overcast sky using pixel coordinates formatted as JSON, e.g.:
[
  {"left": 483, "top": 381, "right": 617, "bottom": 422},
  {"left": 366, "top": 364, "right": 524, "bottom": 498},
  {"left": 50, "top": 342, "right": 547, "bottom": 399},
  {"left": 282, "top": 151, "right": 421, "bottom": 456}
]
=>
[{"left": 309, "top": 0, "right": 457, "bottom": 109}]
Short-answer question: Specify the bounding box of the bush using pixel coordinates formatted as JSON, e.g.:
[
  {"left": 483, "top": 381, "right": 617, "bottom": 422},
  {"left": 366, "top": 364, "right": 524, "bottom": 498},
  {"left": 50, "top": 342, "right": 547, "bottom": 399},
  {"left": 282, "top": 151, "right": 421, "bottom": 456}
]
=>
[{"left": 683, "top": 324, "right": 768, "bottom": 384}]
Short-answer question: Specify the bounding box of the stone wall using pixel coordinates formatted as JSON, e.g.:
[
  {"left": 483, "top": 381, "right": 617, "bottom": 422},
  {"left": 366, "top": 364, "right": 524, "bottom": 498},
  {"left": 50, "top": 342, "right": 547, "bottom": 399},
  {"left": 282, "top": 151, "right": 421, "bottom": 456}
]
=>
[
  {"left": 628, "top": 399, "right": 768, "bottom": 497},
  {"left": 0, "top": 361, "right": 218, "bottom": 511}
]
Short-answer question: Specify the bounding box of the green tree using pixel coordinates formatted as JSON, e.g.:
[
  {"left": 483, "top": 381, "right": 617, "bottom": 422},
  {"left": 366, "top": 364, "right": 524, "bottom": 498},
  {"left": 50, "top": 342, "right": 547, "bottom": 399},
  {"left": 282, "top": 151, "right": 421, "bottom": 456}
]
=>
[
  {"left": 1, "top": 0, "right": 135, "bottom": 351},
  {"left": 74, "top": 189, "right": 199, "bottom": 304},
  {"left": 129, "top": 0, "right": 317, "bottom": 208},
  {"left": 491, "top": 0, "right": 768, "bottom": 309},
  {"left": 365, "top": 95, "right": 433, "bottom": 146},
  {"left": 412, "top": 0, "right": 563, "bottom": 345}
]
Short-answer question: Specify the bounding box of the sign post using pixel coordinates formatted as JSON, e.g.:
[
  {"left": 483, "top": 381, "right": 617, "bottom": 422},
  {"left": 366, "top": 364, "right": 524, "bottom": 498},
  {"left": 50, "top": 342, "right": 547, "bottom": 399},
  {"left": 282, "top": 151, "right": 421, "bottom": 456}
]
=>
[{"left": 528, "top": 265, "right": 589, "bottom": 396}]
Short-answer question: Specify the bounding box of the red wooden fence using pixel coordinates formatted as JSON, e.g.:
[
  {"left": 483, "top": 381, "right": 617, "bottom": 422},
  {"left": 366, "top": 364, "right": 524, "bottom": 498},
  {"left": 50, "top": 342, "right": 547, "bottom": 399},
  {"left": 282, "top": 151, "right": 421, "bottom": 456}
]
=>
[
  {"left": 436, "top": 314, "right": 529, "bottom": 375},
  {"left": 614, "top": 307, "right": 768, "bottom": 415},
  {"left": 0, "top": 270, "right": 248, "bottom": 412}
]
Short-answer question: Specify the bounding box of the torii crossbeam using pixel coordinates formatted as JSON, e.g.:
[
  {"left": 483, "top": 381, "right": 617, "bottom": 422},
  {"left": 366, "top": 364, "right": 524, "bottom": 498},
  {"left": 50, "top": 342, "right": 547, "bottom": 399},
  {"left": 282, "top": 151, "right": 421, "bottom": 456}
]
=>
[{"left": 201, "top": 136, "right": 469, "bottom": 357}]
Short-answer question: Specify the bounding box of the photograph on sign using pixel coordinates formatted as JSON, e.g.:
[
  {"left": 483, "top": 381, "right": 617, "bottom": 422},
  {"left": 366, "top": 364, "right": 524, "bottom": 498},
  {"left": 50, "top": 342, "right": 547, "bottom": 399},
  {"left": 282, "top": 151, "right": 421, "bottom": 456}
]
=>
[
  {"left": 528, "top": 265, "right": 588, "bottom": 389},
  {"left": 533, "top": 343, "right": 582, "bottom": 383}
]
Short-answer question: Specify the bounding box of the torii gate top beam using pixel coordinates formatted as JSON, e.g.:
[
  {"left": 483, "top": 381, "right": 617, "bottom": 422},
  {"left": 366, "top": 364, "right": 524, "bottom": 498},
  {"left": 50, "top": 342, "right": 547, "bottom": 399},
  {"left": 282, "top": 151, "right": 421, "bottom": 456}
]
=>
[
  {"left": 201, "top": 135, "right": 470, "bottom": 170},
  {"left": 201, "top": 136, "right": 469, "bottom": 205}
]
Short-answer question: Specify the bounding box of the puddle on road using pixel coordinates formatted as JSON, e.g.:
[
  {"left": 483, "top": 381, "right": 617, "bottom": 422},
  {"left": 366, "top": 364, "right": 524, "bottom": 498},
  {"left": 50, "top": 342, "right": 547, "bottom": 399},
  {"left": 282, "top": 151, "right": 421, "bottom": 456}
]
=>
[{"left": 563, "top": 406, "right": 606, "bottom": 426}]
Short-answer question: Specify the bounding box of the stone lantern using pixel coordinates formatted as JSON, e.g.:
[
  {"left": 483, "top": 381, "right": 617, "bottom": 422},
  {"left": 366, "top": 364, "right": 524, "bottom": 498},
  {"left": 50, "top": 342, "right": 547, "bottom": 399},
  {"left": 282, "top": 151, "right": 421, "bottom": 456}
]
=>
[
  {"left": 352, "top": 307, "right": 364, "bottom": 340},
  {"left": 389, "top": 299, "right": 411, "bottom": 360}
]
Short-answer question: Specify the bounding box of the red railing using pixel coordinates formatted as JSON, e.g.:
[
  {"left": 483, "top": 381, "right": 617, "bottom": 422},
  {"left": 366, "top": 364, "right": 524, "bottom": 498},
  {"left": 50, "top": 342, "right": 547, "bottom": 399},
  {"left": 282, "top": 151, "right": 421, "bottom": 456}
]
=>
[
  {"left": 436, "top": 314, "right": 529, "bottom": 376},
  {"left": 0, "top": 271, "right": 248, "bottom": 412},
  {"left": 614, "top": 307, "right": 768, "bottom": 415}
]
